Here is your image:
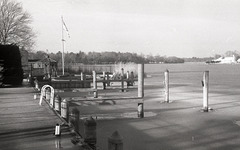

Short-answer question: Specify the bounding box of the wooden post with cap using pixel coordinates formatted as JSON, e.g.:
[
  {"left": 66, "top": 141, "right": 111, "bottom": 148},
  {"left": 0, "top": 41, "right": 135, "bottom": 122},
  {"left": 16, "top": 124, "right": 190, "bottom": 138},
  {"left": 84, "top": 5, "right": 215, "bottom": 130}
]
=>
[
  {"left": 138, "top": 64, "right": 144, "bottom": 98},
  {"left": 202, "top": 71, "right": 209, "bottom": 112},
  {"left": 93, "top": 71, "right": 98, "bottom": 98},
  {"left": 164, "top": 69, "right": 169, "bottom": 103}
]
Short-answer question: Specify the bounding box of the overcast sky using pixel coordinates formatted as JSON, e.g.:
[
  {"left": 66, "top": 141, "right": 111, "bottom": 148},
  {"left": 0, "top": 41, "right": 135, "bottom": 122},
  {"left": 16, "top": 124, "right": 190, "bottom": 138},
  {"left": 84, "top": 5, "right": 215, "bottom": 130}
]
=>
[{"left": 17, "top": 0, "right": 240, "bottom": 57}]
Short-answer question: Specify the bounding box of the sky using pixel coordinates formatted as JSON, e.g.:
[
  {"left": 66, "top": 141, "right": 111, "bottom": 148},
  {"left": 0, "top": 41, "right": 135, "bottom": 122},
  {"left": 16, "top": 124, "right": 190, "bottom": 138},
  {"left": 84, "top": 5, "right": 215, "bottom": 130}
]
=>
[{"left": 16, "top": 0, "right": 240, "bottom": 57}]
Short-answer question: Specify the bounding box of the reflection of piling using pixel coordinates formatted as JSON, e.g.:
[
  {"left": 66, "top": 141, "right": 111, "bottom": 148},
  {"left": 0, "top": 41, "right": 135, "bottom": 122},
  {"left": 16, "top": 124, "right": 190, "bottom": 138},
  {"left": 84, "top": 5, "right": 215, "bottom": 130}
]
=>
[
  {"left": 202, "top": 71, "right": 209, "bottom": 112},
  {"left": 70, "top": 108, "right": 80, "bottom": 134},
  {"left": 164, "top": 69, "right": 169, "bottom": 103},
  {"left": 138, "top": 64, "right": 144, "bottom": 98},
  {"left": 55, "top": 137, "right": 61, "bottom": 149},
  {"left": 108, "top": 131, "right": 123, "bottom": 150},
  {"left": 84, "top": 116, "right": 97, "bottom": 146}
]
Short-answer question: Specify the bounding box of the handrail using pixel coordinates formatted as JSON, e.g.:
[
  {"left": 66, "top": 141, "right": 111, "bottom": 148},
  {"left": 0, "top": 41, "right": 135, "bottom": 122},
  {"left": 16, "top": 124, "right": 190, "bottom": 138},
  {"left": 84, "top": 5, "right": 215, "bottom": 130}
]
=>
[{"left": 39, "top": 85, "right": 54, "bottom": 106}]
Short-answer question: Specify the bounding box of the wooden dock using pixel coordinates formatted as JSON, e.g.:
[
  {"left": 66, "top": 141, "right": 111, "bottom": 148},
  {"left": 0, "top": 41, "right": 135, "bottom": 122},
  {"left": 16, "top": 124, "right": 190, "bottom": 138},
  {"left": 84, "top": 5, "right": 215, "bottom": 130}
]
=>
[{"left": 0, "top": 87, "right": 88, "bottom": 150}]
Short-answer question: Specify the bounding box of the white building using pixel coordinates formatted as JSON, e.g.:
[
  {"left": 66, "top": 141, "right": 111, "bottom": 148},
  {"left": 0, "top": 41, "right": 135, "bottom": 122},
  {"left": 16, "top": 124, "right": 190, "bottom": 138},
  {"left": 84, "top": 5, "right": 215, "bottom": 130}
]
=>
[{"left": 212, "top": 55, "right": 237, "bottom": 64}]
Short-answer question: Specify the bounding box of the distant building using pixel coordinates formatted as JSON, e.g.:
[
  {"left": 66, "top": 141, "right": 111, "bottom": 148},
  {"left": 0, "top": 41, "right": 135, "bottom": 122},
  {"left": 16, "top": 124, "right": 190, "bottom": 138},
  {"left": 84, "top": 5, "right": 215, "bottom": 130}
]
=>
[
  {"left": 208, "top": 55, "right": 237, "bottom": 64},
  {"left": 29, "top": 59, "right": 44, "bottom": 69},
  {"left": 29, "top": 56, "right": 57, "bottom": 79}
]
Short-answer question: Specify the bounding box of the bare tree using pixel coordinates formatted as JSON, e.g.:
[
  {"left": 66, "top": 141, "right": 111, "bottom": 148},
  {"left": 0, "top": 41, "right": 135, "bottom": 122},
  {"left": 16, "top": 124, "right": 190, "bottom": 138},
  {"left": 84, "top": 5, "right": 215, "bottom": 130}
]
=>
[{"left": 0, "top": 0, "right": 35, "bottom": 50}]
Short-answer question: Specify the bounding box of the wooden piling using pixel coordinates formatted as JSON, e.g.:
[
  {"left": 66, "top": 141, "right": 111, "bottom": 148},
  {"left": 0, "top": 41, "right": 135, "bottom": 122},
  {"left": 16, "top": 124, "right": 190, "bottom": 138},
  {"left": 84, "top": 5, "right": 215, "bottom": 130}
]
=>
[
  {"left": 138, "top": 103, "right": 144, "bottom": 118},
  {"left": 203, "top": 71, "right": 209, "bottom": 112},
  {"left": 138, "top": 64, "right": 144, "bottom": 98},
  {"left": 121, "top": 68, "right": 124, "bottom": 92},
  {"left": 103, "top": 71, "right": 106, "bottom": 89},
  {"left": 61, "top": 99, "right": 69, "bottom": 122},
  {"left": 83, "top": 74, "right": 87, "bottom": 88},
  {"left": 131, "top": 71, "right": 134, "bottom": 86},
  {"left": 126, "top": 71, "right": 130, "bottom": 88},
  {"left": 107, "top": 72, "right": 110, "bottom": 86},
  {"left": 126, "top": 71, "right": 129, "bottom": 79},
  {"left": 81, "top": 72, "right": 83, "bottom": 81},
  {"left": 54, "top": 95, "right": 61, "bottom": 113},
  {"left": 92, "top": 71, "right": 98, "bottom": 98},
  {"left": 164, "top": 69, "right": 169, "bottom": 103}
]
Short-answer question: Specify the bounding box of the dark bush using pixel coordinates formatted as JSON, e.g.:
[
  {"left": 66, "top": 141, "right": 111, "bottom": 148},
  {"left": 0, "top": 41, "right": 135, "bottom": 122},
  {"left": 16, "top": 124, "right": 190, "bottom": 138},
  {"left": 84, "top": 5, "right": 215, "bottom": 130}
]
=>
[{"left": 0, "top": 45, "right": 23, "bottom": 86}]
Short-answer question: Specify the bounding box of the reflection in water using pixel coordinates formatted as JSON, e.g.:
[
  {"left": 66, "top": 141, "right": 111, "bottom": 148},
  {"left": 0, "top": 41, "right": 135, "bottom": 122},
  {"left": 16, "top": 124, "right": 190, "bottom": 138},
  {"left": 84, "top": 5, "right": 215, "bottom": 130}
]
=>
[{"left": 55, "top": 137, "right": 62, "bottom": 149}]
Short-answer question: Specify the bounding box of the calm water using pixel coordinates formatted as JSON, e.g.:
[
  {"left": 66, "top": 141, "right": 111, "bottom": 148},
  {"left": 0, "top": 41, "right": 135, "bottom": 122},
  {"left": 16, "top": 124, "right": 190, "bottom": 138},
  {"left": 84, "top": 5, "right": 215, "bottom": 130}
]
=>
[{"left": 145, "top": 63, "right": 240, "bottom": 89}]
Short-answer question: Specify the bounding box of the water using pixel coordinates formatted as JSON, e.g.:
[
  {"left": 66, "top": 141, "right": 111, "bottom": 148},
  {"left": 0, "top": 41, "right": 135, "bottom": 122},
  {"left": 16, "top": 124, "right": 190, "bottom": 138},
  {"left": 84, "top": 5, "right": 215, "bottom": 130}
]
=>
[{"left": 145, "top": 63, "right": 240, "bottom": 89}]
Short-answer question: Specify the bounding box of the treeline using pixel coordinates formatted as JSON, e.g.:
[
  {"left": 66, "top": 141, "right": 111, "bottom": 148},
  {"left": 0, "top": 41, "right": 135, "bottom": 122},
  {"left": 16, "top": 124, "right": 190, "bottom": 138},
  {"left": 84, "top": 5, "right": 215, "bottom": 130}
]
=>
[
  {"left": 183, "top": 57, "right": 214, "bottom": 62},
  {"left": 214, "top": 50, "right": 240, "bottom": 59},
  {"left": 28, "top": 51, "right": 185, "bottom": 64}
]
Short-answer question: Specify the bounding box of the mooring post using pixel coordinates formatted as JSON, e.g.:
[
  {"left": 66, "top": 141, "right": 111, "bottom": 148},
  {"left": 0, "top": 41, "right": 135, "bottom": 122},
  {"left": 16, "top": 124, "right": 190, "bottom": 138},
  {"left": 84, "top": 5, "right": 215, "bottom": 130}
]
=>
[
  {"left": 34, "top": 94, "right": 37, "bottom": 100},
  {"left": 93, "top": 71, "right": 98, "bottom": 98},
  {"left": 46, "top": 87, "right": 54, "bottom": 107},
  {"left": 126, "top": 71, "right": 130, "bottom": 88},
  {"left": 45, "top": 87, "right": 51, "bottom": 102},
  {"left": 138, "top": 103, "right": 144, "bottom": 118},
  {"left": 54, "top": 95, "right": 61, "bottom": 113},
  {"left": 106, "top": 72, "right": 110, "bottom": 86},
  {"left": 164, "top": 69, "right": 169, "bottom": 103},
  {"left": 131, "top": 71, "right": 134, "bottom": 85},
  {"left": 126, "top": 71, "right": 129, "bottom": 79},
  {"left": 138, "top": 64, "right": 144, "bottom": 98},
  {"left": 34, "top": 78, "right": 39, "bottom": 91},
  {"left": 121, "top": 68, "right": 124, "bottom": 92},
  {"left": 61, "top": 99, "right": 69, "bottom": 122},
  {"left": 54, "top": 123, "right": 61, "bottom": 136},
  {"left": 102, "top": 71, "right": 106, "bottom": 90},
  {"left": 81, "top": 72, "right": 84, "bottom": 81},
  {"left": 202, "top": 71, "right": 209, "bottom": 112},
  {"left": 83, "top": 74, "right": 87, "bottom": 88},
  {"left": 108, "top": 131, "right": 123, "bottom": 150}
]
